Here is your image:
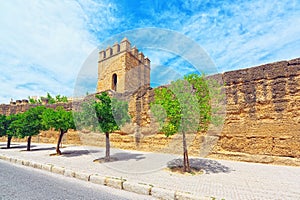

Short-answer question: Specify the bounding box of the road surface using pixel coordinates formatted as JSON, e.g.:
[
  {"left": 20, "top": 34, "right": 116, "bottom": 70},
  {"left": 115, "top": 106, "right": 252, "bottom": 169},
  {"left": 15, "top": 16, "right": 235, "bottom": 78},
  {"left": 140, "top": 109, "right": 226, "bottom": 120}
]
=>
[{"left": 0, "top": 160, "right": 154, "bottom": 200}]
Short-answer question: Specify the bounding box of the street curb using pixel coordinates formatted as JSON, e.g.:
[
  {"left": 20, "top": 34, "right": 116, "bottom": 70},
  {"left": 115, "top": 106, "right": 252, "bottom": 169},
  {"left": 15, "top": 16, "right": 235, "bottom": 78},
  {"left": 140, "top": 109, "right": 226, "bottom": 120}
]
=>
[
  {"left": 42, "top": 164, "right": 53, "bottom": 172},
  {"left": 75, "top": 172, "right": 91, "bottom": 181},
  {"left": 64, "top": 169, "right": 75, "bottom": 178},
  {"left": 90, "top": 174, "right": 106, "bottom": 185},
  {"left": 105, "top": 176, "right": 124, "bottom": 189},
  {"left": 0, "top": 154, "right": 206, "bottom": 200},
  {"left": 51, "top": 166, "right": 65, "bottom": 175},
  {"left": 123, "top": 181, "right": 152, "bottom": 196}
]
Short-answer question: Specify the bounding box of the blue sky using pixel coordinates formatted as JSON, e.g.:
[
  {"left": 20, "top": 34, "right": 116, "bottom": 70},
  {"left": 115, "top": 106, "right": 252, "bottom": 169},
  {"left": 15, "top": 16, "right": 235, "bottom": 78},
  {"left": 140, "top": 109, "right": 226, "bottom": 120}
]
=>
[{"left": 0, "top": 0, "right": 300, "bottom": 103}]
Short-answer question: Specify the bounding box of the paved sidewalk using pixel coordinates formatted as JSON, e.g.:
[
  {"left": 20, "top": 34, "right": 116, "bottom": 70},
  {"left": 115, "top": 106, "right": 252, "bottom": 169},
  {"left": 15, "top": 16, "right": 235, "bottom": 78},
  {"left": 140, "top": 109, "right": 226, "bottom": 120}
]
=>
[{"left": 0, "top": 142, "right": 300, "bottom": 200}]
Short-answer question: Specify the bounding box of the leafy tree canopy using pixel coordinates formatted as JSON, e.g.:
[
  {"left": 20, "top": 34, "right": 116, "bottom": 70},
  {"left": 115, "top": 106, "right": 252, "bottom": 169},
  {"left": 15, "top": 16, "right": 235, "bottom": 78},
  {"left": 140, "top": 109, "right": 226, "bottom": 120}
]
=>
[
  {"left": 28, "top": 93, "right": 68, "bottom": 104},
  {"left": 0, "top": 114, "right": 7, "bottom": 137},
  {"left": 74, "top": 92, "right": 130, "bottom": 161},
  {"left": 5, "top": 114, "right": 20, "bottom": 138},
  {"left": 42, "top": 106, "right": 75, "bottom": 132},
  {"left": 0, "top": 114, "right": 21, "bottom": 148},
  {"left": 151, "top": 73, "right": 219, "bottom": 172},
  {"left": 42, "top": 106, "right": 75, "bottom": 155},
  {"left": 76, "top": 92, "right": 130, "bottom": 134},
  {"left": 152, "top": 73, "right": 212, "bottom": 137},
  {"left": 94, "top": 92, "right": 118, "bottom": 133},
  {"left": 10, "top": 106, "right": 46, "bottom": 138}
]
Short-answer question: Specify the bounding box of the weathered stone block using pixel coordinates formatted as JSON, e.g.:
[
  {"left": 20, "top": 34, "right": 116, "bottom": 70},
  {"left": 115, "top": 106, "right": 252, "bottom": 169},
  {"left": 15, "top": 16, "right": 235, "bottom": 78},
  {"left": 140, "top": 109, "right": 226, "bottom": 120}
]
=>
[
  {"left": 74, "top": 172, "right": 90, "bottom": 181},
  {"left": 64, "top": 169, "right": 75, "bottom": 178},
  {"left": 51, "top": 166, "right": 65, "bottom": 175},
  {"left": 42, "top": 164, "right": 53, "bottom": 172},
  {"left": 123, "top": 181, "right": 152, "bottom": 195},
  {"left": 106, "top": 177, "right": 124, "bottom": 189},
  {"left": 16, "top": 159, "right": 23, "bottom": 165},
  {"left": 89, "top": 174, "right": 106, "bottom": 185}
]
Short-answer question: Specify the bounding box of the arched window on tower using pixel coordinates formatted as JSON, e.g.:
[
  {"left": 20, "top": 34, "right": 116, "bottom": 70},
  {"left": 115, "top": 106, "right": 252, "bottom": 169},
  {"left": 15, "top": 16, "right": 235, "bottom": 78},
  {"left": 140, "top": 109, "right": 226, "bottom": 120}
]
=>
[{"left": 112, "top": 73, "right": 117, "bottom": 91}]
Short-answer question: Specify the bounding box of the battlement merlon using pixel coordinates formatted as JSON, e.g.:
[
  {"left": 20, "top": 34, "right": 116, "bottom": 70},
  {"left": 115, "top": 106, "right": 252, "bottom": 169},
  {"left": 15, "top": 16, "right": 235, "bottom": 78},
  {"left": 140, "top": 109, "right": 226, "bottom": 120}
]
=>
[
  {"left": 120, "top": 37, "right": 131, "bottom": 52},
  {"left": 98, "top": 38, "right": 150, "bottom": 67},
  {"left": 105, "top": 46, "right": 112, "bottom": 57},
  {"left": 144, "top": 57, "right": 150, "bottom": 67},
  {"left": 112, "top": 42, "right": 120, "bottom": 54},
  {"left": 8, "top": 99, "right": 29, "bottom": 106}
]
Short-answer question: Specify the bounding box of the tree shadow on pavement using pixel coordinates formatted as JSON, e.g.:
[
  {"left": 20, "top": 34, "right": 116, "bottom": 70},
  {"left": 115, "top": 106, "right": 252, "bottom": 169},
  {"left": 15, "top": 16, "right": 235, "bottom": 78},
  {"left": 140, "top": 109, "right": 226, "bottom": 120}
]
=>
[
  {"left": 167, "top": 158, "right": 232, "bottom": 174},
  {"left": 111, "top": 152, "right": 146, "bottom": 162},
  {"left": 29, "top": 147, "right": 56, "bottom": 151},
  {"left": 61, "top": 150, "right": 101, "bottom": 157},
  {"left": 1, "top": 145, "right": 37, "bottom": 149},
  {"left": 94, "top": 152, "right": 146, "bottom": 163}
]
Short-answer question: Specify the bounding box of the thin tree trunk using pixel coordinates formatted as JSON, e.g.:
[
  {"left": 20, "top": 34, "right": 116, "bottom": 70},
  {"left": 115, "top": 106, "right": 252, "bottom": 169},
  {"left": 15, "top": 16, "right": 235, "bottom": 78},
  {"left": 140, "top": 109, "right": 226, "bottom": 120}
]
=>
[
  {"left": 105, "top": 132, "right": 110, "bottom": 161},
  {"left": 7, "top": 135, "right": 12, "bottom": 149},
  {"left": 27, "top": 136, "right": 32, "bottom": 151},
  {"left": 56, "top": 129, "right": 65, "bottom": 155},
  {"left": 182, "top": 131, "right": 191, "bottom": 172}
]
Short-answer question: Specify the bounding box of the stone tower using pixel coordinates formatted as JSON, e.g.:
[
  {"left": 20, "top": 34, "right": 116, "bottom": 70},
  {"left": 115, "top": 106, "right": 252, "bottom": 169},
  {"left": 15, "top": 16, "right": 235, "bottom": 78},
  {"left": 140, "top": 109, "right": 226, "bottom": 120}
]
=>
[{"left": 97, "top": 38, "right": 150, "bottom": 93}]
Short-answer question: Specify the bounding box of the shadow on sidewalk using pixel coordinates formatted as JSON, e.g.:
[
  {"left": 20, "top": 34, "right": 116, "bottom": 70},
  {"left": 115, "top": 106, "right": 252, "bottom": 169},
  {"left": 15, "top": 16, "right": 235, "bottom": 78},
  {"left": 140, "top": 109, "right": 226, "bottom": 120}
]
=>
[
  {"left": 94, "top": 152, "right": 146, "bottom": 163},
  {"left": 61, "top": 150, "right": 101, "bottom": 157},
  {"left": 167, "top": 158, "right": 232, "bottom": 174},
  {"left": 1, "top": 145, "right": 37, "bottom": 149},
  {"left": 111, "top": 152, "right": 146, "bottom": 162},
  {"left": 29, "top": 147, "right": 56, "bottom": 151}
]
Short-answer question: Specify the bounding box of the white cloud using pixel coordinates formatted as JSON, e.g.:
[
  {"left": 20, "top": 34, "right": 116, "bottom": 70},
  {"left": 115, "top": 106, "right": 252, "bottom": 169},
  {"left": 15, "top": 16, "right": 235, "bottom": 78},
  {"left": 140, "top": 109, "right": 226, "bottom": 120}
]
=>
[
  {"left": 1, "top": 0, "right": 299, "bottom": 103},
  {"left": 107, "top": 0, "right": 300, "bottom": 76},
  {"left": 180, "top": 0, "right": 300, "bottom": 72},
  {"left": 0, "top": 0, "right": 116, "bottom": 103}
]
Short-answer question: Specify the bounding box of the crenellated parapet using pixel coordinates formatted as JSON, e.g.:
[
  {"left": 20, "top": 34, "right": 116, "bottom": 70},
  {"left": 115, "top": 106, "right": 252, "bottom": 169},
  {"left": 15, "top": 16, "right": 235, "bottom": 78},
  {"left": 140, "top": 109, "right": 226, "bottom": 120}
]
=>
[
  {"left": 98, "top": 38, "right": 150, "bottom": 68},
  {"left": 10, "top": 99, "right": 29, "bottom": 106},
  {"left": 97, "top": 37, "right": 151, "bottom": 93},
  {"left": 0, "top": 98, "right": 74, "bottom": 116}
]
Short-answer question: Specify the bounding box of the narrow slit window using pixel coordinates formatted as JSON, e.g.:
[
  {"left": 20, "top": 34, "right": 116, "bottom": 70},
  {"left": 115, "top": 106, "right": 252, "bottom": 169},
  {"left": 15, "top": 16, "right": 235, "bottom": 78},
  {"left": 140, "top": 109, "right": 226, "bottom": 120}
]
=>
[{"left": 112, "top": 74, "right": 117, "bottom": 91}]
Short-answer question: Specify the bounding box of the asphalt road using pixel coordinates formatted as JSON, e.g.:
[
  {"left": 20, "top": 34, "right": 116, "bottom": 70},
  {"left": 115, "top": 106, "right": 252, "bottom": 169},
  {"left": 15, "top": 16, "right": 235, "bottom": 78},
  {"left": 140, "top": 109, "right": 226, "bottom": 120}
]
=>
[{"left": 0, "top": 160, "right": 154, "bottom": 200}]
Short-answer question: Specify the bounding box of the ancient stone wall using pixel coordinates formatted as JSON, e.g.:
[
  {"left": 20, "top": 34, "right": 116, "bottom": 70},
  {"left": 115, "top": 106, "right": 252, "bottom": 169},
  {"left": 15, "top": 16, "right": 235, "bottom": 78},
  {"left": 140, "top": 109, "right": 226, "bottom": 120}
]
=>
[
  {"left": 0, "top": 102, "right": 73, "bottom": 115},
  {"left": 106, "top": 57, "right": 300, "bottom": 165},
  {"left": 214, "top": 58, "right": 300, "bottom": 162},
  {"left": 0, "top": 101, "right": 77, "bottom": 145},
  {"left": 1, "top": 58, "right": 299, "bottom": 166}
]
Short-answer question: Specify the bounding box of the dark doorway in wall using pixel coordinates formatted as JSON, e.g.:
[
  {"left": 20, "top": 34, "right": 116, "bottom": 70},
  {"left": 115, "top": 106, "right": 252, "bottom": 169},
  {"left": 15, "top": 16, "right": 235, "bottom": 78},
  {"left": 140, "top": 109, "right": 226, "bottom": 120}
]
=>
[{"left": 112, "top": 73, "right": 117, "bottom": 91}]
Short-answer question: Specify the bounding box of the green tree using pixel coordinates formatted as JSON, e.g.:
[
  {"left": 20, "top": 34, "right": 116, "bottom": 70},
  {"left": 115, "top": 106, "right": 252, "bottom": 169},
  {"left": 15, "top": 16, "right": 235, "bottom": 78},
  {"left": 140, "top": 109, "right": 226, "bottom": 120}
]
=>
[
  {"left": 46, "top": 93, "right": 56, "bottom": 104},
  {"left": 76, "top": 92, "right": 130, "bottom": 161},
  {"left": 0, "top": 114, "right": 10, "bottom": 147},
  {"left": 0, "top": 114, "right": 7, "bottom": 136},
  {"left": 28, "top": 93, "right": 68, "bottom": 104},
  {"left": 74, "top": 99, "right": 98, "bottom": 132},
  {"left": 94, "top": 93, "right": 130, "bottom": 161},
  {"left": 28, "top": 96, "right": 37, "bottom": 104},
  {"left": 0, "top": 114, "right": 20, "bottom": 148},
  {"left": 10, "top": 106, "right": 46, "bottom": 151},
  {"left": 42, "top": 107, "right": 76, "bottom": 155},
  {"left": 151, "top": 74, "right": 212, "bottom": 172},
  {"left": 28, "top": 96, "right": 42, "bottom": 104},
  {"left": 55, "top": 94, "right": 68, "bottom": 103}
]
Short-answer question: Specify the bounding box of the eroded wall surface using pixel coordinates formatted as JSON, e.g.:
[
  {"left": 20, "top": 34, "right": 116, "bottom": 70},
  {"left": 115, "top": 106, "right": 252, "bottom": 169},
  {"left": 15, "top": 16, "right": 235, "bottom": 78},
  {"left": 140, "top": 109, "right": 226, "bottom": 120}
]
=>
[
  {"left": 217, "top": 58, "right": 300, "bottom": 159},
  {"left": 1, "top": 58, "right": 299, "bottom": 165}
]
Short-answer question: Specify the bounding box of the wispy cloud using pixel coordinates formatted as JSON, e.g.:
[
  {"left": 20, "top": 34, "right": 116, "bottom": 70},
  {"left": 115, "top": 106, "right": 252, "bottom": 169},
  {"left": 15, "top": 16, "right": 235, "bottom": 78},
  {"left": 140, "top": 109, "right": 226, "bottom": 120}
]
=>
[
  {"left": 104, "top": 0, "right": 300, "bottom": 73},
  {"left": 0, "top": 0, "right": 115, "bottom": 103},
  {"left": 179, "top": 0, "right": 300, "bottom": 71},
  {"left": 0, "top": 0, "right": 299, "bottom": 103}
]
